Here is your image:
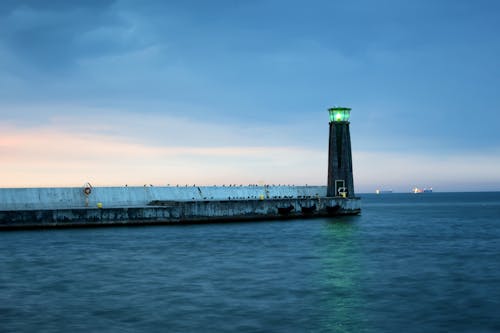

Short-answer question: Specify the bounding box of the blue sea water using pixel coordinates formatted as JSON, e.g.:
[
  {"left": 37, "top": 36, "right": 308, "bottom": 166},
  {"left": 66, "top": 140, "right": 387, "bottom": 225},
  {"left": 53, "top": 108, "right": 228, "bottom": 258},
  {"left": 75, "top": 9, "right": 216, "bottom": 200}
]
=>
[{"left": 1, "top": 192, "right": 500, "bottom": 332}]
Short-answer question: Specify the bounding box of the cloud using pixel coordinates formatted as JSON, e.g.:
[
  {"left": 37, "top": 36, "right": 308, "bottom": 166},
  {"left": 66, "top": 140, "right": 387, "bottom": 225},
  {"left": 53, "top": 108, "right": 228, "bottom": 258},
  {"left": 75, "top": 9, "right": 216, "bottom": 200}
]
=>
[
  {"left": 0, "top": 110, "right": 327, "bottom": 187},
  {"left": 0, "top": 105, "right": 324, "bottom": 148},
  {"left": 0, "top": 0, "right": 152, "bottom": 72}
]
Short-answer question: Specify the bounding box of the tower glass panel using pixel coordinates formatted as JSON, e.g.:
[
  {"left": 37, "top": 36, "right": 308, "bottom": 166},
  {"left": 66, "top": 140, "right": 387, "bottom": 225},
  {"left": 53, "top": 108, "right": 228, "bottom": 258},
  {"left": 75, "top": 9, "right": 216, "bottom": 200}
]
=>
[{"left": 328, "top": 107, "right": 351, "bottom": 122}]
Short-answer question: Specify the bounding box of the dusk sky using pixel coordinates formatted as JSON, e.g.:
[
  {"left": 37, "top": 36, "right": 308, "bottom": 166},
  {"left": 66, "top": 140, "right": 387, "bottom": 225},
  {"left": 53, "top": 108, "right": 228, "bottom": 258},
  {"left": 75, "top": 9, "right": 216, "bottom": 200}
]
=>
[{"left": 1, "top": 0, "right": 499, "bottom": 192}]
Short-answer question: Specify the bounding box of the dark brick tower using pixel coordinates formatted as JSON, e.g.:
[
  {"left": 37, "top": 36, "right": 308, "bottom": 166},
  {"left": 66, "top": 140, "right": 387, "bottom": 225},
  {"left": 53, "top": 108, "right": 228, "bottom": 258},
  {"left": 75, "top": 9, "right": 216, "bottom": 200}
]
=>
[{"left": 327, "top": 107, "right": 355, "bottom": 198}]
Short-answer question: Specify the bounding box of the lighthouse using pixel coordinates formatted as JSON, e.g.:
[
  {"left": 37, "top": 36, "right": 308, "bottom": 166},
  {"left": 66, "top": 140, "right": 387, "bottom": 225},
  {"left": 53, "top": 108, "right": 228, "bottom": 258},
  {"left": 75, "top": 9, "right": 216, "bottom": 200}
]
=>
[{"left": 327, "top": 107, "right": 355, "bottom": 198}]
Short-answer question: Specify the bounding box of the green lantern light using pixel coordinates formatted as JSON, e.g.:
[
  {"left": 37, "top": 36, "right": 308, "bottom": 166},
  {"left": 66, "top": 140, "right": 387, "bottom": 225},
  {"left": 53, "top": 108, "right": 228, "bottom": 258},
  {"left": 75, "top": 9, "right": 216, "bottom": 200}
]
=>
[{"left": 328, "top": 107, "right": 351, "bottom": 122}]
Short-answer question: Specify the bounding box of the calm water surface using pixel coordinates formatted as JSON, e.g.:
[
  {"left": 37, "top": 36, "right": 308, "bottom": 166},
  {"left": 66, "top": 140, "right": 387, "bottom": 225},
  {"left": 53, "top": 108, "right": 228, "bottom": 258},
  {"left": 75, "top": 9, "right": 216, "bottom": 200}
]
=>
[{"left": 1, "top": 192, "right": 500, "bottom": 332}]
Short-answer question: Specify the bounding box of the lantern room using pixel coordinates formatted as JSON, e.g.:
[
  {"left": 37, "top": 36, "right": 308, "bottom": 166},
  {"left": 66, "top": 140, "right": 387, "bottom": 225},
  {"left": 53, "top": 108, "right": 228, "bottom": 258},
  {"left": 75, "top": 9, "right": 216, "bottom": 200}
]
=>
[{"left": 328, "top": 107, "right": 351, "bottom": 122}]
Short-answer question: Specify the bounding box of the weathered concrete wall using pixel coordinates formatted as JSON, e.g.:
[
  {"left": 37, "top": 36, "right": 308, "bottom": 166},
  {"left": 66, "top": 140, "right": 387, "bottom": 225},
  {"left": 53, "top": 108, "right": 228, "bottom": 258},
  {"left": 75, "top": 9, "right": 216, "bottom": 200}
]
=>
[
  {"left": 0, "top": 186, "right": 327, "bottom": 210},
  {"left": 0, "top": 197, "right": 361, "bottom": 229}
]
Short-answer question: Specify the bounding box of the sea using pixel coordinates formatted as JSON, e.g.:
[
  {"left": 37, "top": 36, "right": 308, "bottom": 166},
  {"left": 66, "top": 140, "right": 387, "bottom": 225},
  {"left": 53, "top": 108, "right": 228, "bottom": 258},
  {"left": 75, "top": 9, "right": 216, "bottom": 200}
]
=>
[{"left": 1, "top": 192, "right": 500, "bottom": 332}]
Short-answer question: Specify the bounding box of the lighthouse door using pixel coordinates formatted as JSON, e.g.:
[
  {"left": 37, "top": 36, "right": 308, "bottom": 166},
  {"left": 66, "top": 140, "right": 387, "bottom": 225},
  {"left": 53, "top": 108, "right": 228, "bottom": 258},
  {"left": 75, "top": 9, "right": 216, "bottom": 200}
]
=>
[{"left": 335, "top": 180, "right": 345, "bottom": 197}]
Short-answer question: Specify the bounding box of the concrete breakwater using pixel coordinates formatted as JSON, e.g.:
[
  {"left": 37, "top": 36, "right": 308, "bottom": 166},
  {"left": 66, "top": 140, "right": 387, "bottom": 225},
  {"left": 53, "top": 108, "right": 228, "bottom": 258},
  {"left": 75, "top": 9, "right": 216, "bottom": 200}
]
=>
[
  {"left": 0, "top": 186, "right": 360, "bottom": 229},
  {"left": 0, "top": 185, "right": 326, "bottom": 210}
]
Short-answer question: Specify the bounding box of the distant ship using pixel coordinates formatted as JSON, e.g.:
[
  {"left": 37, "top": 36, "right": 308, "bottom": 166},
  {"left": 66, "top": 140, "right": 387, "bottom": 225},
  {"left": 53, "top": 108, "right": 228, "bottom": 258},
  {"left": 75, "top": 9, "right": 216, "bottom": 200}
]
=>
[
  {"left": 375, "top": 189, "right": 393, "bottom": 194},
  {"left": 412, "top": 187, "right": 433, "bottom": 194}
]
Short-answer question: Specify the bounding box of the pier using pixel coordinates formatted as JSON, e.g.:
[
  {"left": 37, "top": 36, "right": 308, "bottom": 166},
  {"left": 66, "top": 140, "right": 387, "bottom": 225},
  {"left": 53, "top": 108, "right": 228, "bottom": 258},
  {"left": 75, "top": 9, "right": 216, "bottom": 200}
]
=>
[{"left": 0, "top": 186, "right": 360, "bottom": 229}]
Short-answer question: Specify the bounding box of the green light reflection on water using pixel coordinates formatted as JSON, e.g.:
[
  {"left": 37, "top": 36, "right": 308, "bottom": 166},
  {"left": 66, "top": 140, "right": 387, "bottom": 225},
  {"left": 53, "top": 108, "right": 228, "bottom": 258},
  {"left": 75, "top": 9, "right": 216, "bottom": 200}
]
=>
[{"left": 316, "top": 218, "right": 365, "bottom": 332}]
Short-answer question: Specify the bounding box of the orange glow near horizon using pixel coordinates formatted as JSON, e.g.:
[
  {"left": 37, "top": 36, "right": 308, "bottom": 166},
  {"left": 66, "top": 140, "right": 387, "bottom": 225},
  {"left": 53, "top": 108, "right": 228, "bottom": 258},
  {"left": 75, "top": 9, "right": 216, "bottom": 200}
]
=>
[
  {"left": 0, "top": 126, "right": 326, "bottom": 188},
  {"left": 2, "top": 123, "right": 500, "bottom": 191}
]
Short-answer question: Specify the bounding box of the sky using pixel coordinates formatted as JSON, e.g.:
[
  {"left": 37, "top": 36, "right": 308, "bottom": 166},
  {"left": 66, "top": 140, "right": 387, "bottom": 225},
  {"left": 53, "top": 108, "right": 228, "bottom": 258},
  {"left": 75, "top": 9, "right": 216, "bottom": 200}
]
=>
[{"left": 1, "top": 0, "right": 499, "bottom": 192}]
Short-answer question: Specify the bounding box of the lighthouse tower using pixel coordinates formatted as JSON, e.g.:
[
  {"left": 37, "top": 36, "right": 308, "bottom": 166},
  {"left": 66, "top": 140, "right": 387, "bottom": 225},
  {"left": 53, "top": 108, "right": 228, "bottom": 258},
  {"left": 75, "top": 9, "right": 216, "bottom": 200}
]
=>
[{"left": 327, "top": 107, "right": 355, "bottom": 198}]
